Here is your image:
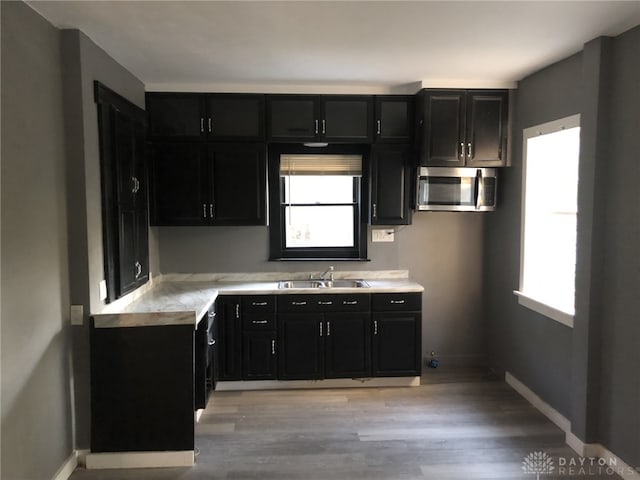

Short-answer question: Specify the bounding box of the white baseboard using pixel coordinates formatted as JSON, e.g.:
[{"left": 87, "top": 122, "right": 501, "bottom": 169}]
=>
[
  {"left": 216, "top": 376, "right": 420, "bottom": 391},
  {"left": 85, "top": 450, "right": 194, "bottom": 469},
  {"left": 51, "top": 452, "right": 78, "bottom": 480},
  {"left": 505, "top": 372, "right": 640, "bottom": 480}
]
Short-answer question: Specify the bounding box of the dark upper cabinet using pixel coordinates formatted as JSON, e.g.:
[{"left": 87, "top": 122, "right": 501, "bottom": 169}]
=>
[
  {"left": 95, "top": 82, "right": 149, "bottom": 303},
  {"left": 417, "top": 89, "right": 508, "bottom": 167},
  {"left": 267, "top": 95, "right": 373, "bottom": 143},
  {"left": 374, "top": 96, "right": 415, "bottom": 143},
  {"left": 147, "top": 93, "right": 265, "bottom": 141},
  {"left": 370, "top": 144, "right": 413, "bottom": 225},
  {"left": 150, "top": 143, "right": 266, "bottom": 226}
]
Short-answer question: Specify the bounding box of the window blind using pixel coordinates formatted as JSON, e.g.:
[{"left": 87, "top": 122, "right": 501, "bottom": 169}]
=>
[{"left": 280, "top": 154, "right": 362, "bottom": 176}]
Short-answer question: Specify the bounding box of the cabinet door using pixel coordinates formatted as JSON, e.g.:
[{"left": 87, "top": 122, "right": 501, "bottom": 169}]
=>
[
  {"left": 372, "top": 312, "right": 421, "bottom": 377},
  {"left": 267, "top": 95, "right": 318, "bottom": 141},
  {"left": 207, "top": 94, "right": 265, "bottom": 141},
  {"left": 150, "top": 143, "right": 208, "bottom": 225},
  {"left": 370, "top": 145, "right": 412, "bottom": 225},
  {"left": 217, "top": 296, "right": 242, "bottom": 381},
  {"left": 242, "top": 331, "right": 277, "bottom": 380},
  {"left": 375, "top": 96, "right": 414, "bottom": 143},
  {"left": 325, "top": 313, "right": 371, "bottom": 378},
  {"left": 465, "top": 91, "right": 508, "bottom": 167},
  {"left": 322, "top": 96, "right": 373, "bottom": 142},
  {"left": 209, "top": 144, "right": 266, "bottom": 225},
  {"left": 147, "top": 93, "right": 205, "bottom": 139},
  {"left": 195, "top": 314, "right": 209, "bottom": 409},
  {"left": 278, "top": 314, "right": 324, "bottom": 380},
  {"left": 420, "top": 91, "right": 465, "bottom": 166}
]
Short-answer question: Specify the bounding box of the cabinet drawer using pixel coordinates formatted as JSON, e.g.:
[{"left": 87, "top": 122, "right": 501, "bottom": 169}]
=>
[
  {"left": 243, "top": 313, "right": 276, "bottom": 331},
  {"left": 278, "top": 294, "right": 370, "bottom": 312},
  {"left": 242, "top": 295, "right": 276, "bottom": 314},
  {"left": 372, "top": 293, "right": 421, "bottom": 311}
]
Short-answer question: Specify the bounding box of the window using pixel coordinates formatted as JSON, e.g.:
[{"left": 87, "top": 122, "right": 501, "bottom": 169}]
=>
[
  {"left": 515, "top": 114, "right": 580, "bottom": 327},
  {"left": 268, "top": 147, "right": 368, "bottom": 260}
]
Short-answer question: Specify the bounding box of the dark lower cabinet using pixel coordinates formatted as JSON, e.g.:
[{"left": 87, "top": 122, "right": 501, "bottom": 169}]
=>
[
  {"left": 90, "top": 323, "right": 194, "bottom": 452},
  {"left": 278, "top": 313, "right": 324, "bottom": 380},
  {"left": 243, "top": 331, "right": 277, "bottom": 380},
  {"left": 371, "top": 293, "right": 422, "bottom": 377},
  {"left": 325, "top": 312, "right": 371, "bottom": 378},
  {"left": 195, "top": 308, "right": 216, "bottom": 410},
  {"left": 217, "top": 296, "right": 242, "bottom": 381}
]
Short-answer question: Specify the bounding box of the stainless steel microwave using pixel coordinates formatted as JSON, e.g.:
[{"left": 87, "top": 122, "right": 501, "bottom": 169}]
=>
[{"left": 416, "top": 167, "right": 497, "bottom": 212}]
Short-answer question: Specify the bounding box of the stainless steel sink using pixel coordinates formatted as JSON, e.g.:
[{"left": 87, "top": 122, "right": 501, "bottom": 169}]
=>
[{"left": 278, "top": 279, "right": 369, "bottom": 289}]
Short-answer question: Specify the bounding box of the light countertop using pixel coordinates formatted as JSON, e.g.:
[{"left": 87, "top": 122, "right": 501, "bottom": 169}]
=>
[{"left": 92, "top": 271, "right": 424, "bottom": 329}]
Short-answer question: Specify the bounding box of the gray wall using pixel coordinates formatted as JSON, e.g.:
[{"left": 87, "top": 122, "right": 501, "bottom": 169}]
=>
[
  {"left": 485, "top": 25, "right": 640, "bottom": 468},
  {"left": 60, "top": 28, "right": 151, "bottom": 449},
  {"left": 157, "top": 212, "right": 488, "bottom": 366},
  {"left": 1, "top": 2, "right": 74, "bottom": 479}
]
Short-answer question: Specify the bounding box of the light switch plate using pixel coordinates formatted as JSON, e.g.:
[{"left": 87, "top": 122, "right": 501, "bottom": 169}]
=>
[
  {"left": 372, "top": 229, "right": 395, "bottom": 242},
  {"left": 99, "top": 280, "right": 107, "bottom": 301},
  {"left": 70, "top": 305, "right": 84, "bottom": 325}
]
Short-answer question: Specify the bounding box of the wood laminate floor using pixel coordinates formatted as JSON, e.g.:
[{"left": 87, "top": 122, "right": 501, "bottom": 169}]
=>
[{"left": 69, "top": 368, "right": 623, "bottom": 480}]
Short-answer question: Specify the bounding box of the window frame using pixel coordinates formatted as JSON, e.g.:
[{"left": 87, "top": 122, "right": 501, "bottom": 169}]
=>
[
  {"left": 268, "top": 144, "right": 369, "bottom": 261},
  {"left": 514, "top": 114, "right": 581, "bottom": 328}
]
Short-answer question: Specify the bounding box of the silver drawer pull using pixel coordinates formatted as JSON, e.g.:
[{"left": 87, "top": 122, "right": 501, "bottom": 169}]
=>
[
  {"left": 317, "top": 301, "right": 333, "bottom": 305},
  {"left": 252, "top": 320, "right": 268, "bottom": 324},
  {"left": 208, "top": 311, "right": 216, "bottom": 318},
  {"left": 390, "top": 300, "right": 406, "bottom": 304},
  {"left": 208, "top": 339, "right": 216, "bottom": 346},
  {"left": 271, "top": 340, "right": 276, "bottom": 355},
  {"left": 252, "top": 301, "right": 268, "bottom": 306},
  {"left": 292, "top": 301, "right": 307, "bottom": 306},
  {"left": 343, "top": 300, "right": 358, "bottom": 305}
]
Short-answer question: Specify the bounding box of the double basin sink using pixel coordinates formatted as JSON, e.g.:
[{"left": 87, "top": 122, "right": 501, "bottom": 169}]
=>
[{"left": 278, "top": 279, "right": 370, "bottom": 289}]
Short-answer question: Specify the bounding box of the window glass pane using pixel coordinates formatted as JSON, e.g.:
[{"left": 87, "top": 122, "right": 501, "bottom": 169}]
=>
[
  {"left": 285, "top": 206, "right": 354, "bottom": 247},
  {"left": 283, "top": 175, "right": 354, "bottom": 204},
  {"left": 522, "top": 124, "right": 580, "bottom": 314}
]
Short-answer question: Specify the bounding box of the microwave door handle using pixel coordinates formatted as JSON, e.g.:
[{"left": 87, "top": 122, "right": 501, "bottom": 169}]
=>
[{"left": 475, "top": 169, "right": 483, "bottom": 210}]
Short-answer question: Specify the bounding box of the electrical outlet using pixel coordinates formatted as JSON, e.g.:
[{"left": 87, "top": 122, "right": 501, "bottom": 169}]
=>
[
  {"left": 99, "top": 280, "right": 107, "bottom": 301},
  {"left": 372, "top": 229, "right": 395, "bottom": 242},
  {"left": 70, "top": 305, "right": 84, "bottom": 326}
]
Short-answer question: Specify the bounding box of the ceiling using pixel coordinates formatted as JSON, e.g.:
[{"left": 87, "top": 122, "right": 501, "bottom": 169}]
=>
[{"left": 28, "top": 1, "right": 640, "bottom": 93}]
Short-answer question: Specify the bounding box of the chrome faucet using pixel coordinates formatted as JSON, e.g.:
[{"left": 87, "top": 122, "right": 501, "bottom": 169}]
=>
[{"left": 311, "top": 265, "right": 334, "bottom": 282}]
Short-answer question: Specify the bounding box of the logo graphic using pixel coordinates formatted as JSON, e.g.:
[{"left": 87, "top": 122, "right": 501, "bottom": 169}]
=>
[{"left": 522, "top": 451, "right": 555, "bottom": 479}]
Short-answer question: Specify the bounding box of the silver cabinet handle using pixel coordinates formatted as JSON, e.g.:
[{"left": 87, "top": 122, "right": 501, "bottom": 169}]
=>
[
  {"left": 292, "top": 301, "right": 307, "bottom": 306},
  {"left": 252, "top": 301, "right": 268, "bottom": 306},
  {"left": 235, "top": 304, "right": 240, "bottom": 319},
  {"left": 460, "top": 142, "right": 465, "bottom": 160},
  {"left": 327, "top": 321, "right": 331, "bottom": 336},
  {"left": 208, "top": 338, "right": 216, "bottom": 346},
  {"left": 252, "top": 320, "right": 268, "bottom": 324},
  {"left": 209, "top": 203, "right": 214, "bottom": 218},
  {"left": 271, "top": 339, "right": 276, "bottom": 355},
  {"left": 372, "top": 203, "right": 377, "bottom": 219},
  {"left": 343, "top": 300, "right": 358, "bottom": 305},
  {"left": 200, "top": 117, "right": 204, "bottom": 133},
  {"left": 135, "top": 177, "right": 140, "bottom": 193},
  {"left": 319, "top": 321, "right": 323, "bottom": 337},
  {"left": 208, "top": 311, "right": 216, "bottom": 318},
  {"left": 376, "top": 119, "right": 381, "bottom": 135},
  {"left": 390, "top": 299, "right": 405, "bottom": 304},
  {"left": 317, "top": 301, "right": 333, "bottom": 305},
  {"left": 131, "top": 176, "right": 137, "bottom": 193},
  {"left": 314, "top": 119, "right": 319, "bottom": 135},
  {"left": 203, "top": 203, "right": 207, "bottom": 218},
  {"left": 467, "top": 143, "right": 472, "bottom": 158},
  {"left": 374, "top": 320, "right": 378, "bottom": 335},
  {"left": 322, "top": 119, "right": 326, "bottom": 134},
  {"left": 134, "top": 261, "right": 142, "bottom": 279},
  {"left": 208, "top": 117, "right": 212, "bottom": 133}
]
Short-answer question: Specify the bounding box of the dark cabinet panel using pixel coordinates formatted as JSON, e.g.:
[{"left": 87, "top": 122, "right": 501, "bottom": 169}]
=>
[
  {"left": 217, "top": 296, "right": 242, "bottom": 381},
  {"left": 370, "top": 144, "right": 412, "bottom": 225},
  {"left": 418, "top": 89, "right": 508, "bottom": 167},
  {"left": 278, "top": 313, "right": 324, "bottom": 380},
  {"left": 325, "top": 312, "right": 371, "bottom": 378},
  {"left": 147, "top": 93, "right": 265, "bottom": 141},
  {"left": 374, "top": 96, "right": 414, "bottom": 143},
  {"left": 243, "top": 331, "right": 277, "bottom": 380},
  {"left": 150, "top": 142, "right": 207, "bottom": 226},
  {"left": 372, "top": 311, "right": 421, "bottom": 377},
  {"left": 147, "top": 93, "right": 205, "bottom": 139},
  {"left": 267, "top": 95, "right": 372, "bottom": 143}
]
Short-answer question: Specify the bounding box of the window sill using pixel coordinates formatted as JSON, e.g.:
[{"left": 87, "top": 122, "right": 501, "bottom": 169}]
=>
[
  {"left": 270, "top": 257, "right": 371, "bottom": 262},
  {"left": 513, "top": 290, "right": 574, "bottom": 328}
]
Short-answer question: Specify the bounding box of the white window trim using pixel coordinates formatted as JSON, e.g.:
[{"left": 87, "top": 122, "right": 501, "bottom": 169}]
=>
[{"left": 514, "top": 114, "right": 580, "bottom": 329}]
